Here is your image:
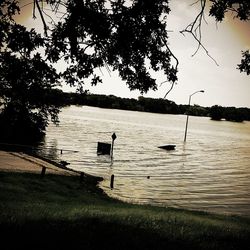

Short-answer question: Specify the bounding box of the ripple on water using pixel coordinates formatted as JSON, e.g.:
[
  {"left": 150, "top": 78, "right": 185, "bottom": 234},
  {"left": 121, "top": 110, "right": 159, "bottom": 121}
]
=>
[{"left": 43, "top": 106, "right": 250, "bottom": 217}]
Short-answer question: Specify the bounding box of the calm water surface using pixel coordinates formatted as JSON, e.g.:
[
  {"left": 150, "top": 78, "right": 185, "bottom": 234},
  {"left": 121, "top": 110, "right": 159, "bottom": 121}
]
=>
[{"left": 42, "top": 106, "right": 250, "bottom": 216}]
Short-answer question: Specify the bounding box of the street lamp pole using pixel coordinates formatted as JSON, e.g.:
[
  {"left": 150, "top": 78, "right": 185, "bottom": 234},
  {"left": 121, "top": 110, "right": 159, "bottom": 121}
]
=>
[{"left": 184, "top": 90, "right": 204, "bottom": 142}]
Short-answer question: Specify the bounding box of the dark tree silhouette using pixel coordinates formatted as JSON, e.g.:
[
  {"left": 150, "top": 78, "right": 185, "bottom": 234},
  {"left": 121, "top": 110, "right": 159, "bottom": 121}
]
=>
[
  {"left": 0, "top": 1, "right": 60, "bottom": 142},
  {"left": 238, "top": 50, "right": 250, "bottom": 75},
  {"left": 209, "top": 0, "right": 250, "bottom": 22},
  {"left": 210, "top": 105, "right": 224, "bottom": 121},
  {"left": 44, "top": 0, "right": 178, "bottom": 94},
  {"left": 1, "top": 0, "right": 249, "bottom": 143},
  {"left": 42, "top": 0, "right": 250, "bottom": 82},
  {"left": 1, "top": 0, "right": 179, "bottom": 142}
]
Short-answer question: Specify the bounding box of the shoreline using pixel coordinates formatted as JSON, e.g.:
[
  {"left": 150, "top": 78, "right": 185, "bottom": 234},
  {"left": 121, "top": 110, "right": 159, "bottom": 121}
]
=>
[
  {"left": 1, "top": 149, "right": 249, "bottom": 219},
  {"left": 1, "top": 149, "right": 250, "bottom": 249},
  {"left": 0, "top": 148, "right": 103, "bottom": 179}
]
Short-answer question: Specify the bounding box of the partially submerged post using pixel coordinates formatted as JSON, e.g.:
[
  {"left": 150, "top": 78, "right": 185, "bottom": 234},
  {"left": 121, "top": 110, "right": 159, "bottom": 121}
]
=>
[
  {"left": 110, "top": 174, "right": 115, "bottom": 189},
  {"left": 184, "top": 90, "right": 204, "bottom": 142},
  {"left": 40, "top": 166, "right": 46, "bottom": 178},
  {"left": 110, "top": 132, "right": 117, "bottom": 159}
]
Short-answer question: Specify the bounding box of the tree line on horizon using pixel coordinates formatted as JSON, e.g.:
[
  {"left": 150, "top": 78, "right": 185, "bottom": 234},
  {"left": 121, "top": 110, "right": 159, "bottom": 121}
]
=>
[{"left": 48, "top": 90, "right": 250, "bottom": 123}]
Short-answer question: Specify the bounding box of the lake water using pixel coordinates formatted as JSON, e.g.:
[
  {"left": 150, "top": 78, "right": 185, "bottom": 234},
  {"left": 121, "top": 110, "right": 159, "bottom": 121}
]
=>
[{"left": 41, "top": 105, "right": 250, "bottom": 217}]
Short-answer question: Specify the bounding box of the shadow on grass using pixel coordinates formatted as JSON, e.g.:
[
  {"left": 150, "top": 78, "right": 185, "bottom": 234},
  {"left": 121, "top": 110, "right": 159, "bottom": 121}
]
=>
[
  {"left": 1, "top": 219, "right": 194, "bottom": 250},
  {"left": 1, "top": 171, "right": 250, "bottom": 250}
]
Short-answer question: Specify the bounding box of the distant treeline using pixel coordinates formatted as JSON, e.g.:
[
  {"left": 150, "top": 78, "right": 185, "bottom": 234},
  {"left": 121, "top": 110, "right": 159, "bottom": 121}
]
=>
[{"left": 48, "top": 89, "right": 250, "bottom": 122}]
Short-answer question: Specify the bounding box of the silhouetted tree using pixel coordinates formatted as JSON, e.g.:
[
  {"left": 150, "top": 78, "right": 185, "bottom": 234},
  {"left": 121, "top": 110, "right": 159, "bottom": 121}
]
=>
[
  {"left": 1, "top": 0, "right": 249, "bottom": 143},
  {"left": 1, "top": 0, "right": 180, "bottom": 142},
  {"left": 188, "top": 105, "right": 208, "bottom": 117},
  {"left": 209, "top": 0, "right": 250, "bottom": 22},
  {"left": 44, "top": 0, "right": 178, "bottom": 94},
  {"left": 210, "top": 105, "right": 224, "bottom": 121},
  {"left": 224, "top": 107, "right": 244, "bottom": 122},
  {"left": 0, "top": 1, "right": 60, "bottom": 142},
  {"left": 238, "top": 50, "right": 250, "bottom": 75}
]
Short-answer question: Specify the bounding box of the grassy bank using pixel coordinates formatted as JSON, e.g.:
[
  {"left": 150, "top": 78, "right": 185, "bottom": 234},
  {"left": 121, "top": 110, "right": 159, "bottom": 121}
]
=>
[{"left": 0, "top": 171, "right": 249, "bottom": 250}]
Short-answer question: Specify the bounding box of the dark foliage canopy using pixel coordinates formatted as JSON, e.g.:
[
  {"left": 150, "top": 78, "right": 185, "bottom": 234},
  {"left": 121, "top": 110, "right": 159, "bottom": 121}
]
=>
[
  {"left": 0, "top": 0, "right": 249, "bottom": 143},
  {"left": 42, "top": 0, "right": 250, "bottom": 87},
  {"left": 209, "top": 0, "right": 250, "bottom": 22},
  {"left": 0, "top": 0, "right": 60, "bottom": 142},
  {"left": 238, "top": 50, "right": 250, "bottom": 75},
  {"left": 45, "top": 0, "right": 177, "bottom": 94}
]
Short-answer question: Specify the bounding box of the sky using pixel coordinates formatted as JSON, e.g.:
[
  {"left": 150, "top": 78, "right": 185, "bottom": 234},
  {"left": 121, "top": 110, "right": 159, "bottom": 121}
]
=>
[{"left": 15, "top": 0, "right": 250, "bottom": 108}]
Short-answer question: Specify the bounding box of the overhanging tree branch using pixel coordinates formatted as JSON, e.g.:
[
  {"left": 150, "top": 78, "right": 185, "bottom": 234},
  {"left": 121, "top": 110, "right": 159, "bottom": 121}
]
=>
[
  {"left": 180, "top": 0, "right": 219, "bottom": 66},
  {"left": 161, "top": 39, "right": 179, "bottom": 98},
  {"left": 34, "top": 0, "right": 48, "bottom": 36}
]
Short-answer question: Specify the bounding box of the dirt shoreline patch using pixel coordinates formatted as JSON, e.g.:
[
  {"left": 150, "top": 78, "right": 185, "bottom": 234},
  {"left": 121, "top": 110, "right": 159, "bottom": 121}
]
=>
[{"left": 0, "top": 150, "right": 76, "bottom": 176}]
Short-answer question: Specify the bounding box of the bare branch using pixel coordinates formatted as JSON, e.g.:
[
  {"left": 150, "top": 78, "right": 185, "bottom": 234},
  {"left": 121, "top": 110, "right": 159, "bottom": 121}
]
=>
[
  {"left": 163, "top": 82, "right": 175, "bottom": 99},
  {"left": 180, "top": 0, "right": 219, "bottom": 66},
  {"left": 160, "top": 39, "right": 179, "bottom": 98},
  {"left": 41, "top": 8, "right": 57, "bottom": 26},
  {"left": 164, "top": 41, "right": 179, "bottom": 71},
  {"left": 34, "top": 0, "right": 48, "bottom": 36},
  {"left": 33, "top": 1, "right": 36, "bottom": 19}
]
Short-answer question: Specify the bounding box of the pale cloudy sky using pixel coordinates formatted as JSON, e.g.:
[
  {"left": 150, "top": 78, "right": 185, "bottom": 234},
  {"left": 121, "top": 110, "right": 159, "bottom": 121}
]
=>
[{"left": 17, "top": 0, "right": 250, "bottom": 108}]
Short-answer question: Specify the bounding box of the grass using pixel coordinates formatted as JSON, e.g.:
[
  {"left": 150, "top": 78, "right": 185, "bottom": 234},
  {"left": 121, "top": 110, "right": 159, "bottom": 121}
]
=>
[{"left": 0, "top": 171, "right": 250, "bottom": 250}]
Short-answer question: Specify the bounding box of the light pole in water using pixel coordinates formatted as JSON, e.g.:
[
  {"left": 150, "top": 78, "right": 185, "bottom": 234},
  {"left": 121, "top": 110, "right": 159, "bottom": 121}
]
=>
[{"left": 184, "top": 90, "right": 205, "bottom": 142}]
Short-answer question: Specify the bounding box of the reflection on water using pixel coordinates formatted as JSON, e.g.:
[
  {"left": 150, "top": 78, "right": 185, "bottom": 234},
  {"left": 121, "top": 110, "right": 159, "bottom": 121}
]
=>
[{"left": 43, "top": 106, "right": 250, "bottom": 217}]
